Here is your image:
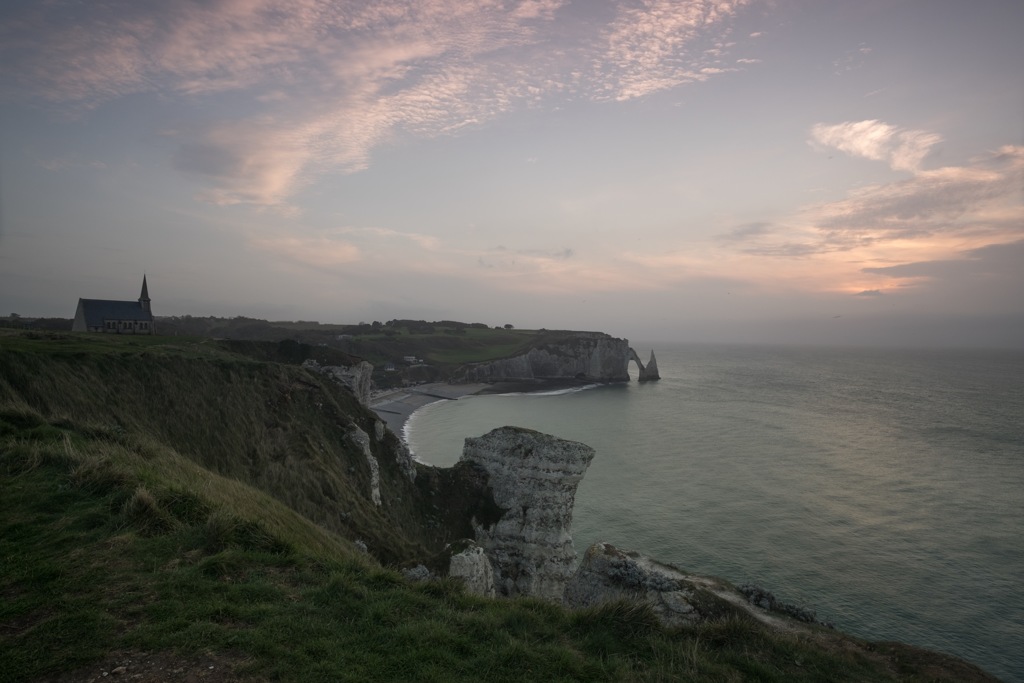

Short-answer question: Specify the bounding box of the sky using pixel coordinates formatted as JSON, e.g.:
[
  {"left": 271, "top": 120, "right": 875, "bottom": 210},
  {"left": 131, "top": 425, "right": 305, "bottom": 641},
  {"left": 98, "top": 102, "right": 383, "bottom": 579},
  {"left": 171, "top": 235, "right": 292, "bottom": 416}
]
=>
[{"left": 1, "top": 0, "right": 1022, "bottom": 348}]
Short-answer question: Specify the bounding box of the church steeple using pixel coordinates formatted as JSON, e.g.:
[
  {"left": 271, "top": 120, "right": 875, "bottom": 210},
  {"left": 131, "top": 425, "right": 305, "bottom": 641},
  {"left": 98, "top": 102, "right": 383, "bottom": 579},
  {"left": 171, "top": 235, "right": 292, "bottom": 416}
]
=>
[{"left": 139, "top": 274, "right": 151, "bottom": 313}]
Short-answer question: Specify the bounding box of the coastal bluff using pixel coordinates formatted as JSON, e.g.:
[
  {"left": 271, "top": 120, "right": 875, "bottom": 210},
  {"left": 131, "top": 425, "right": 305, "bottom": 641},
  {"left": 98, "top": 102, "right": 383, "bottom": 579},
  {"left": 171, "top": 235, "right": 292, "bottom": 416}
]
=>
[
  {"left": 448, "top": 428, "right": 822, "bottom": 628},
  {"left": 0, "top": 330, "right": 999, "bottom": 682},
  {"left": 452, "top": 331, "right": 657, "bottom": 385},
  {"left": 460, "top": 427, "right": 594, "bottom": 601}
]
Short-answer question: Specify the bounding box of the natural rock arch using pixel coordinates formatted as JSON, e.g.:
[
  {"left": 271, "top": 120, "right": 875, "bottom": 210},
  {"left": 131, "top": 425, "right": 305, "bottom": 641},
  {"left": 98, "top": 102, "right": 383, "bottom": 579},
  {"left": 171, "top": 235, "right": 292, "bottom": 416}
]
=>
[{"left": 629, "top": 348, "right": 661, "bottom": 382}]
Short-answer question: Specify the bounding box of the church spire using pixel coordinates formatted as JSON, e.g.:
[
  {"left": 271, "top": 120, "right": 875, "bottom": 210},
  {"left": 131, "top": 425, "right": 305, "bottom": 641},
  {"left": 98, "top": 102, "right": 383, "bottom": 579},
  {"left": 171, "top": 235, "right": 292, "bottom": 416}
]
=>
[{"left": 139, "top": 274, "right": 151, "bottom": 312}]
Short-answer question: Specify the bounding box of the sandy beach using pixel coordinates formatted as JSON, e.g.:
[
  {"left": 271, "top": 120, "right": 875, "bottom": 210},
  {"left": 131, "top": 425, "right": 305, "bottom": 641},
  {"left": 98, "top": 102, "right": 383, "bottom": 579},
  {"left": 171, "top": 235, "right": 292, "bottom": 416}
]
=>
[
  {"left": 369, "top": 383, "right": 488, "bottom": 436},
  {"left": 370, "top": 377, "right": 603, "bottom": 437}
]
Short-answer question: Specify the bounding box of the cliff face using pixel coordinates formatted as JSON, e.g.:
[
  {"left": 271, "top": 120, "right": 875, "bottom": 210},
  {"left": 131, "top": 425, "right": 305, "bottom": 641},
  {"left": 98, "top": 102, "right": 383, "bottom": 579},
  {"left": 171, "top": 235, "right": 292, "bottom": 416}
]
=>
[
  {"left": 454, "top": 332, "right": 631, "bottom": 383},
  {"left": 630, "top": 349, "right": 660, "bottom": 382},
  {"left": 459, "top": 427, "right": 595, "bottom": 600},
  {"left": 565, "top": 542, "right": 801, "bottom": 628},
  {"left": 303, "top": 358, "right": 374, "bottom": 405}
]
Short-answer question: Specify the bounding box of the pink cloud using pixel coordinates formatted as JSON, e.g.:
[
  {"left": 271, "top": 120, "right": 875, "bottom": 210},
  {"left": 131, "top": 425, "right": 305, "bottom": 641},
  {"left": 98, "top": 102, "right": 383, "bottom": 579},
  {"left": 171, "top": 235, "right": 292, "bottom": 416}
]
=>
[
  {"left": 810, "top": 119, "right": 942, "bottom": 172},
  {"left": 598, "top": 0, "right": 755, "bottom": 101},
  {"left": 2, "top": 0, "right": 760, "bottom": 206}
]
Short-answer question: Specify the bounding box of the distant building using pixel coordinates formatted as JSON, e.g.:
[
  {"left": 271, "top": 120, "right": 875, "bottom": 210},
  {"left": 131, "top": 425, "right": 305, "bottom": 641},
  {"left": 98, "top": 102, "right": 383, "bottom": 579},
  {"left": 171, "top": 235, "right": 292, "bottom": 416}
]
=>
[{"left": 72, "top": 276, "right": 154, "bottom": 334}]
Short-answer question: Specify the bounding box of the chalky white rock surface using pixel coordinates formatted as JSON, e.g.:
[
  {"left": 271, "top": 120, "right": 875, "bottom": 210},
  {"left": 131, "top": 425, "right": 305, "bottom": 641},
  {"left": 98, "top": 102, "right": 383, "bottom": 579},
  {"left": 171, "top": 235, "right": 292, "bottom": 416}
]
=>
[
  {"left": 456, "top": 333, "right": 631, "bottom": 383},
  {"left": 448, "top": 541, "right": 496, "bottom": 598},
  {"left": 303, "top": 359, "right": 374, "bottom": 405},
  {"left": 347, "top": 425, "right": 381, "bottom": 506},
  {"left": 565, "top": 542, "right": 794, "bottom": 630},
  {"left": 460, "top": 427, "right": 595, "bottom": 601}
]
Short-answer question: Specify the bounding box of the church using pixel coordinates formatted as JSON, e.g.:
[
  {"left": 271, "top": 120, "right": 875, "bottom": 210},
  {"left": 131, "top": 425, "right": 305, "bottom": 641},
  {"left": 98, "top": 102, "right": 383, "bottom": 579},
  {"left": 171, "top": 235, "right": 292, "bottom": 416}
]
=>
[{"left": 72, "top": 276, "right": 154, "bottom": 335}]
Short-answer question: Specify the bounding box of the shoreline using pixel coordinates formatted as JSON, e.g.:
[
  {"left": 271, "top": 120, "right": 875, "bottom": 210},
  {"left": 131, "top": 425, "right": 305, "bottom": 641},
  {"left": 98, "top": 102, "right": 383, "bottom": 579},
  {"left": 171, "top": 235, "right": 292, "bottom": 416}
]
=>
[
  {"left": 369, "top": 383, "right": 489, "bottom": 437},
  {"left": 370, "top": 378, "right": 615, "bottom": 439}
]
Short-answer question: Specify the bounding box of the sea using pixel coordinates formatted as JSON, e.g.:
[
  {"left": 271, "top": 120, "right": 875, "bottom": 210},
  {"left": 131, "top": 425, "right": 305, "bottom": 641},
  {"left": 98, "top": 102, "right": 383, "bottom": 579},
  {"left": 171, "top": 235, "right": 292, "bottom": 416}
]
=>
[{"left": 404, "top": 343, "right": 1024, "bottom": 682}]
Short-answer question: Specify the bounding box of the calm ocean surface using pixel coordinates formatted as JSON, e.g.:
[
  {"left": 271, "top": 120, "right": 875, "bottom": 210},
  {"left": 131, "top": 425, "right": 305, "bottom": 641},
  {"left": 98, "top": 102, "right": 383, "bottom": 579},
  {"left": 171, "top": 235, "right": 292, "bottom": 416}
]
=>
[{"left": 406, "top": 344, "right": 1024, "bottom": 681}]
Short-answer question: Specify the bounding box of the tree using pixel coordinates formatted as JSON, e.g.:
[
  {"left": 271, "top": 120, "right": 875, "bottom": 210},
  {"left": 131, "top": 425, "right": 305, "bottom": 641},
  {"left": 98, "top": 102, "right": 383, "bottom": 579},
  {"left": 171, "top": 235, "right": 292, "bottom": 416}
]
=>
[{"left": 503, "top": 323, "right": 514, "bottom": 329}]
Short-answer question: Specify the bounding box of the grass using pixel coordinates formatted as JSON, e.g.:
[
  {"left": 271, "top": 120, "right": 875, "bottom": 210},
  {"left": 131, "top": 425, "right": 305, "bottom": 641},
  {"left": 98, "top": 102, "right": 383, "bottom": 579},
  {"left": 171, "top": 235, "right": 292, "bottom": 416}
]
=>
[
  {"left": 0, "top": 331, "right": 1001, "bottom": 682},
  {"left": 0, "top": 331, "right": 445, "bottom": 565},
  {"left": 336, "top": 326, "right": 543, "bottom": 367},
  {"left": 0, "top": 434, "right": 664, "bottom": 681},
  {"left": 0, "top": 328, "right": 213, "bottom": 357}
]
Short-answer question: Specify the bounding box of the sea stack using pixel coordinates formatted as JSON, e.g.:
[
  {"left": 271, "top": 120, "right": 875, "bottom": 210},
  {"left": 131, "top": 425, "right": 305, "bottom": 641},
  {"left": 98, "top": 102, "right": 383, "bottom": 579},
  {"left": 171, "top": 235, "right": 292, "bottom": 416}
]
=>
[
  {"left": 460, "top": 427, "right": 595, "bottom": 601},
  {"left": 630, "top": 348, "right": 661, "bottom": 381},
  {"left": 640, "top": 350, "right": 660, "bottom": 381}
]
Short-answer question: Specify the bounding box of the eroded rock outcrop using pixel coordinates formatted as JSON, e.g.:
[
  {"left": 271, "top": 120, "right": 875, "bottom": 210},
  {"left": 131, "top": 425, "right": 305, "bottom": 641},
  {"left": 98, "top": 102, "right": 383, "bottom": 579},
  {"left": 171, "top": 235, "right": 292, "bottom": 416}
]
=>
[
  {"left": 640, "top": 350, "right": 660, "bottom": 381},
  {"left": 564, "top": 542, "right": 794, "bottom": 629},
  {"left": 460, "top": 427, "right": 595, "bottom": 601},
  {"left": 447, "top": 540, "right": 496, "bottom": 598},
  {"left": 303, "top": 359, "right": 374, "bottom": 405},
  {"left": 629, "top": 348, "right": 661, "bottom": 382},
  {"left": 347, "top": 426, "right": 381, "bottom": 506},
  {"left": 454, "top": 333, "right": 631, "bottom": 384},
  {"left": 393, "top": 440, "right": 418, "bottom": 482}
]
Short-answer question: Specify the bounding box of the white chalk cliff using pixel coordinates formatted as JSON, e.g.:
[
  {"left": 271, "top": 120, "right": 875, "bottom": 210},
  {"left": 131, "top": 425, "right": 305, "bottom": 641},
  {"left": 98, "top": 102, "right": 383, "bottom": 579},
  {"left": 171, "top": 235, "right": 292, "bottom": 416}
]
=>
[
  {"left": 454, "top": 333, "right": 632, "bottom": 383},
  {"left": 629, "top": 348, "right": 661, "bottom": 382},
  {"left": 459, "top": 427, "right": 595, "bottom": 601},
  {"left": 303, "top": 358, "right": 374, "bottom": 405}
]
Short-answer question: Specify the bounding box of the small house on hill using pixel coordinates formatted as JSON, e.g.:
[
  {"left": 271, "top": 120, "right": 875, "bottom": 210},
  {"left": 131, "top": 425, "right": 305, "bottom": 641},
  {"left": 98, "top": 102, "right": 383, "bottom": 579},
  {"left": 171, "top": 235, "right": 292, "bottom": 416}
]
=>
[{"left": 72, "top": 276, "right": 154, "bottom": 334}]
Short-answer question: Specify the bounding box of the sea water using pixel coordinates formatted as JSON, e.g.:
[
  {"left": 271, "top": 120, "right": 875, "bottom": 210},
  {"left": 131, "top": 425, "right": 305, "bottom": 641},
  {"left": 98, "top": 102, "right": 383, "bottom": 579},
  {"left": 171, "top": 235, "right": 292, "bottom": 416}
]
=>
[{"left": 405, "top": 344, "right": 1024, "bottom": 682}]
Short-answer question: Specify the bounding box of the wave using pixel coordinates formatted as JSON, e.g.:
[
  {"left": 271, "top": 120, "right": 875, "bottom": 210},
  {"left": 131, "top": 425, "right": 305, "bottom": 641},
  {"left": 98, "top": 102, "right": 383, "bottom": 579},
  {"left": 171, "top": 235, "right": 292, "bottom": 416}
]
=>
[{"left": 497, "top": 383, "right": 602, "bottom": 397}]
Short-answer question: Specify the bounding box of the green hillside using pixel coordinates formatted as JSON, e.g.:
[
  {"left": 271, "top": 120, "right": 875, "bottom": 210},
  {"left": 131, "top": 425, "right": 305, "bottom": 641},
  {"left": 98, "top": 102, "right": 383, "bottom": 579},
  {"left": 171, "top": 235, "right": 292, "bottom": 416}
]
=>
[
  {"left": 5, "top": 316, "right": 607, "bottom": 386},
  {"left": 0, "top": 331, "right": 1000, "bottom": 681}
]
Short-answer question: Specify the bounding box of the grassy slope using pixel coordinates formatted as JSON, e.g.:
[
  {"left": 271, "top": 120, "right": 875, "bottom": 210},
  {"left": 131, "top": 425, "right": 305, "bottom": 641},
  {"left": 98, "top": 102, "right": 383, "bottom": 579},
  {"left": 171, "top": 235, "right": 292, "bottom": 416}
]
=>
[
  {"left": 142, "top": 315, "right": 582, "bottom": 369},
  {"left": 0, "top": 331, "right": 467, "bottom": 566},
  {"left": 0, "top": 331, "right": 1001, "bottom": 682},
  {"left": 336, "top": 327, "right": 586, "bottom": 368}
]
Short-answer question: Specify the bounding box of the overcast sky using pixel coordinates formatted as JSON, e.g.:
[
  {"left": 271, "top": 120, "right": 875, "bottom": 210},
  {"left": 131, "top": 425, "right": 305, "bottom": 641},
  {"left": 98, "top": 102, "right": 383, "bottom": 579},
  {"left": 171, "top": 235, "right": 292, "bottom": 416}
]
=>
[{"left": 2, "top": 0, "right": 1022, "bottom": 347}]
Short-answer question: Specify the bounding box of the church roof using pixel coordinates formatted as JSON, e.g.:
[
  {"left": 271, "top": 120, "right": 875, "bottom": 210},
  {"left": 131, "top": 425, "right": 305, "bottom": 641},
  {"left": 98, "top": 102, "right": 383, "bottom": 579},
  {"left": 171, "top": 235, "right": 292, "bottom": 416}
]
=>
[{"left": 76, "top": 298, "right": 153, "bottom": 328}]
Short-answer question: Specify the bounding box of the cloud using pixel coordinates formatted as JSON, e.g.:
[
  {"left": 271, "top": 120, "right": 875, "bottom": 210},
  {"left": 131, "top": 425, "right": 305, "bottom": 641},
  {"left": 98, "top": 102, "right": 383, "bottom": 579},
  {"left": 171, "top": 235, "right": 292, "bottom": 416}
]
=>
[
  {"left": 598, "top": 0, "right": 755, "bottom": 101},
  {"left": 2, "top": 0, "right": 760, "bottom": 206},
  {"left": 173, "top": 123, "right": 313, "bottom": 206},
  {"left": 3, "top": 1, "right": 564, "bottom": 197},
  {"left": 717, "top": 145, "right": 1023, "bottom": 265},
  {"left": 516, "top": 247, "right": 574, "bottom": 260},
  {"left": 711, "top": 145, "right": 1024, "bottom": 297},
  {"left": 810, "top": 119, "right": 942, "bottom": 172},
  {"left": 337, "top": 227, "right": 441, "bottom": 251},
  {"left": 862, "top": 240, "right": 1024, "bottom": 280},
  {"left": 809, "top": 146, "right": 1024, "bottom": 244},
  {"left": 512, "top": 0, "right": 565, "bottom": 20},
  {"left": 831, "top": 43, "right": 872, "bottom": 75},
  {"left": 717, "top": 221, "right": 773, "bottom": 242},
  {"left": 855, "top": 289, "right": 883, "bottom": 297},
  {"left": 477, "top": 245, "right": 574, "bottom": 270},
  {"left": 250, "top": 234, "right": 361, "bottom": 268}
]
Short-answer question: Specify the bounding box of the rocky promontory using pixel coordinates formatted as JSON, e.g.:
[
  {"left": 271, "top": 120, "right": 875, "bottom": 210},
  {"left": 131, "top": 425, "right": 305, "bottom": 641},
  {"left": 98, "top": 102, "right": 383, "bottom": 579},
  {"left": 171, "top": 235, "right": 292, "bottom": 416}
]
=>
[
  {"left": 454, "top": 332, "right": 631, "bottom": 384},
  {"left": 452, "top": 331, "right": 660, "bottom": 386},
  {"left": 459, "top": 427, "right": 595, "bottom": 601},
  {"left": 444, "top": 428, "right": 819, "bottom": 631},
  {"left": 1, "top": 330, "right": 1002, "bottom": 682}
]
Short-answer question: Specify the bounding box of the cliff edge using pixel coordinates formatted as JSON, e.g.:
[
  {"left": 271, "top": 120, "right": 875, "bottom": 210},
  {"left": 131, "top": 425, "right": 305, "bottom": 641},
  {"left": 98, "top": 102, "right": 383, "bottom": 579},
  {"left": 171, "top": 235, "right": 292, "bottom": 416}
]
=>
[{"left": 453, "top": 331, "right": 633, "bottom": 384}]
